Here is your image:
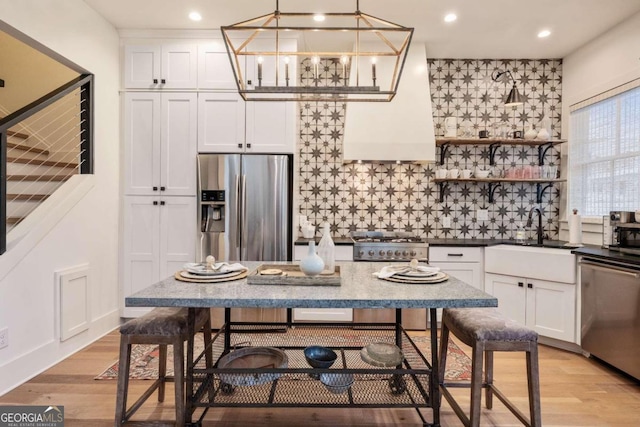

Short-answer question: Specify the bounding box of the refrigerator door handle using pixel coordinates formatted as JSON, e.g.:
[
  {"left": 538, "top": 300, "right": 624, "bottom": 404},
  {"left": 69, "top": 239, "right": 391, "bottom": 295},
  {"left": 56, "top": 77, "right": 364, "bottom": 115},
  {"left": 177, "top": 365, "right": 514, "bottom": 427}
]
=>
[
  {"left": 235, "top": 175, "right": 241, "bottom": 248},
  {"left": 241, "top": 174, "right": 247, "bottom": 251}
]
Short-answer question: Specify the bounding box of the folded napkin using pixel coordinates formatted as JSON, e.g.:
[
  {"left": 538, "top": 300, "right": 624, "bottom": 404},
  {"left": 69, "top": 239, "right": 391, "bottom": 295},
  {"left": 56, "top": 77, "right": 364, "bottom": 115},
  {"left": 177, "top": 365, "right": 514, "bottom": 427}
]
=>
[{"left": 373, "top": 264, "right": 440, "bottom": 279}]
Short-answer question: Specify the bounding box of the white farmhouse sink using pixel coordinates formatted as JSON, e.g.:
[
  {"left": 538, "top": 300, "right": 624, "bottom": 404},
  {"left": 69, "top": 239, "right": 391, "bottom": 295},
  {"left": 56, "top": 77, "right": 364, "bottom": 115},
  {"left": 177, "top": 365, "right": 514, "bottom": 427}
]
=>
[{"left": 484, "top": 244, "right": 576, "bottom": 283}]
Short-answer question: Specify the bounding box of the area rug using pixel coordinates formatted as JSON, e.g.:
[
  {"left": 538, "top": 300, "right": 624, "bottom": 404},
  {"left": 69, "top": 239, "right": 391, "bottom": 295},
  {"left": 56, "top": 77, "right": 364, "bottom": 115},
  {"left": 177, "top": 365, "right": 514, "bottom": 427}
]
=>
[{"left": 96, "top": 334, "right": 471, "bottom": 381}]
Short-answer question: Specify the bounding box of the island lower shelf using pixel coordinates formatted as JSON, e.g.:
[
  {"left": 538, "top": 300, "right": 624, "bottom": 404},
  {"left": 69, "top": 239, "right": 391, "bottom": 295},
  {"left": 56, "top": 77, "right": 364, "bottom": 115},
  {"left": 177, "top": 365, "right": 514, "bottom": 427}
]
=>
[{"left": 189, "top": 322, "right": 435, "bottom": 412}]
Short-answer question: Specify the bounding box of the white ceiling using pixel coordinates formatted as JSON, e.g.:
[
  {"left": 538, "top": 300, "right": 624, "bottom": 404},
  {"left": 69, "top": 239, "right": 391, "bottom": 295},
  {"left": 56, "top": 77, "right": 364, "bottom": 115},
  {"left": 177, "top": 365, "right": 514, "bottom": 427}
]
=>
[{"left": 83, "top": 0, "right": 640, "bottom": 58}]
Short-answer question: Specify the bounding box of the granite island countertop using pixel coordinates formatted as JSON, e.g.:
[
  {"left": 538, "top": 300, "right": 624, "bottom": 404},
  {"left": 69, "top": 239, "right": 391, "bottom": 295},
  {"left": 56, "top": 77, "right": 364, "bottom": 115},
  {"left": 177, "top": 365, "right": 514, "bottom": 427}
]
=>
[{"left": 126, "top": 261, "right": 497, "bottom": 310}]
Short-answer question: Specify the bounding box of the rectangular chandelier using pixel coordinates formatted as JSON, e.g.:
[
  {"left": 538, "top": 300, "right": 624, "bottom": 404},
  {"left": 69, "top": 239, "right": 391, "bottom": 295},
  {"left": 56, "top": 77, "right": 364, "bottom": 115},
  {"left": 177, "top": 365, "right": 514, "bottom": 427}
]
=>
[{"left": 221, "top": 1, "right": 413, "bottom": 102}]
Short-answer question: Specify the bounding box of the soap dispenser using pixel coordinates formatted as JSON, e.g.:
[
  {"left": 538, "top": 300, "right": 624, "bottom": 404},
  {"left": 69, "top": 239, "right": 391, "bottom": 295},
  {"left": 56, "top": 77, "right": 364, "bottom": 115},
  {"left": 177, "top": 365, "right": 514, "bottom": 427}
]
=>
[
  {"left": 317, "top": 222, "right": 335, "bottom": 274},
  {"left": 515, "top": 222, "right": 526, "bottom": 244}
]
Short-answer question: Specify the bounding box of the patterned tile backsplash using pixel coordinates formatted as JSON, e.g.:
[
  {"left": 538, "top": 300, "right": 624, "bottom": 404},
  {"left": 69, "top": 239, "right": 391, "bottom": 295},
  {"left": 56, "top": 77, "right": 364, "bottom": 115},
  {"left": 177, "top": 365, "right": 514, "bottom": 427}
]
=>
[{"left": 298, "top": 58, "right": 562, "bottom": 240}]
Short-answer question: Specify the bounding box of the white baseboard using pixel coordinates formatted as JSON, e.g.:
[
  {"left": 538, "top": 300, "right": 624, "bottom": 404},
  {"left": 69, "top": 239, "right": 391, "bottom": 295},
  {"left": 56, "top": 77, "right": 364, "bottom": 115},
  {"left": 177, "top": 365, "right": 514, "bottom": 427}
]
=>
[{"left": 0, "top": 308, "right": 119, "bottom": 396}]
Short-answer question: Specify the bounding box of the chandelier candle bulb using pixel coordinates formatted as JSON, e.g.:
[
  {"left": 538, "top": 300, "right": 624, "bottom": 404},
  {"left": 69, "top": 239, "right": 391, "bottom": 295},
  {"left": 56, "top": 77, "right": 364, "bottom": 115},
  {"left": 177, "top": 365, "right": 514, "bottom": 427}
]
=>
[
  {"left": 371, "top": 57, "right": 377, "bottom": 85},
  {"left": 284, "top": 56, "right": 290, "bottom": 86},
  {"left": 257, "top": 56, "right": 263, "bottom": 86}
]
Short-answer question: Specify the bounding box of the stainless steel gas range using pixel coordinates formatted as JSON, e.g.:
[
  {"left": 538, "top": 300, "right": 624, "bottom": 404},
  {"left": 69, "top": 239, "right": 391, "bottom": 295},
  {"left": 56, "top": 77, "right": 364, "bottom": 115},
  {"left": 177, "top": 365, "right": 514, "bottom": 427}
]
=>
[{"left": 351, "top": 231, "right": 429, "bottom": 262}]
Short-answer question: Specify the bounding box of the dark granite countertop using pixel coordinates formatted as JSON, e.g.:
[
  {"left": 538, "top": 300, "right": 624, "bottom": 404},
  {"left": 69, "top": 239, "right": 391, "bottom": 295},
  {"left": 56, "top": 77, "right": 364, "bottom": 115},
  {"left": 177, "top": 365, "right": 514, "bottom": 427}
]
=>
[
  {"left": 295, "top": 237, "right": 582, "bottom": 250},
  {"left": 126, "top": 261, "right": 497, "bottom": 310},
  {"left": 571, "top": 247, "right": 640, "bottom": 267}
]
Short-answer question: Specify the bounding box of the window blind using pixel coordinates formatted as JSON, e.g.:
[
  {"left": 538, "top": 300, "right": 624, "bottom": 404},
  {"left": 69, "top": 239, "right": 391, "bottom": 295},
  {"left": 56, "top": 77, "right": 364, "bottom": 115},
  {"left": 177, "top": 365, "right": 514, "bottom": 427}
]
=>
[{"left": 569, "top": 84, "right": 640, "bottom": 216}]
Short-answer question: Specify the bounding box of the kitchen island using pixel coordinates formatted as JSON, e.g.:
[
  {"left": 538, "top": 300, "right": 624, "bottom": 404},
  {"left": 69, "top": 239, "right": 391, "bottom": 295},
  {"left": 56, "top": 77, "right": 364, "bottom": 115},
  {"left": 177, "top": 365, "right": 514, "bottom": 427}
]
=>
[{"left": 126, "top": 261, "right": 497, "bottom": 427}]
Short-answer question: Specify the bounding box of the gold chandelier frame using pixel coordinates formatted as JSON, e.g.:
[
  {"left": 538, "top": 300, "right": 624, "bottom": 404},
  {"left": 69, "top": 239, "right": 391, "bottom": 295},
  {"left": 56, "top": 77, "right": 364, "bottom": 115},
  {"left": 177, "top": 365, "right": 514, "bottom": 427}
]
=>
[{"left": 221, "top": 0, "right": 414, "bottom": 102}]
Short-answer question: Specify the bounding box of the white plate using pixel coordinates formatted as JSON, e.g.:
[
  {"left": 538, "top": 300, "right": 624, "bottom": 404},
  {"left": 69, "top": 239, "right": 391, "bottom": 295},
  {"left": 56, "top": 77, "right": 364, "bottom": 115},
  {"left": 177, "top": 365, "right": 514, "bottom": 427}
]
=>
[
  {"left": 179, "top": 270, "right": 244, "bottom": 280},
  {"left": 395, "top": 270, "right": 440, "bottom": 278},
  {"left": 182, "top": 263, "right": 238, "bottom": 276}
]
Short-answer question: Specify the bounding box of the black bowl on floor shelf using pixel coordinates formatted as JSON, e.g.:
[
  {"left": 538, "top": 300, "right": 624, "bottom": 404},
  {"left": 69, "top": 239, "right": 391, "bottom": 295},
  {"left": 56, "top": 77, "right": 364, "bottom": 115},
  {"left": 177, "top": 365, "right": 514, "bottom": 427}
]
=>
[{"left": 304, "top": 346, "right": 338, "bottom": 369}]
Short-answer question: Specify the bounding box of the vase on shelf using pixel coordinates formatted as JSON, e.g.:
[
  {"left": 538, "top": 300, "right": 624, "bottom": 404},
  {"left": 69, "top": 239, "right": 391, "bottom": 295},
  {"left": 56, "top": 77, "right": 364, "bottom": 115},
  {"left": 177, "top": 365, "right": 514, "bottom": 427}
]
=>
[
  {"left": 524, "top": 125, "right": 538, "bottom": 140},
  {"left": 299, "top": 241, "right": 324, "bottom": 276},
  {"left": 536, "top": 128, "right": 550, "bottom": 140}
]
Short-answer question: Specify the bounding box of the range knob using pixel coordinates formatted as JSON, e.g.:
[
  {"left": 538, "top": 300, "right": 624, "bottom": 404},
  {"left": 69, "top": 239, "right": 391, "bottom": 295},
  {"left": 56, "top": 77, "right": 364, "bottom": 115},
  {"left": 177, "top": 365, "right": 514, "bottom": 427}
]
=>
[
  {"left": 410, "top": 250, "right": 417, "bottom": 257},
  {"left": 368, "top": 250, "right": 375, "bottom": 256},
  {"left": 358, "top": 250, "right": 365, "bottom": 257},
  {"left": 395, "top": 250, "right": 401, "bottom": 256},
  {"left": 386, "top": 250, "right": 393, "bottom": 256},
  {"left": 402, "top": 250, "right": 409, "bottom": 256},
  {"left": 379, "top": 250, "right": 386, "bottom": 256}
]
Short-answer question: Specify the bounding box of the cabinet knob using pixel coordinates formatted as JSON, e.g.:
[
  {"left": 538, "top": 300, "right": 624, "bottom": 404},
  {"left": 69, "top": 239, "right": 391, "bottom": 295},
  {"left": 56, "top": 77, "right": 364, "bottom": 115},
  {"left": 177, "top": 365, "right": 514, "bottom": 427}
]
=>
[
  {"left": 518, "top": 282, "right": 524, "bottom": 287},
  {"left": 153, "top": 79, "right": 158, "bottom": 84},
  {"left": 153, "top": 201, "right": 158, "bottom": 206},
  {"left": 246, "top": 143, "right": 252, "bottom": 149},
  {"left": 160, "top": 201, "right": 165, "bottom": 206},
  {"left": 161, "top": 78, "right": 166, "bottom": 84},
  {"left": 160, "top": 186, "right": 166, "bottom": 191},
  {"left": 247, "top": 79, "right": 253, "bottom": 86},
  {"left": 527, "top": 283, "right": 533, "bottom": 288},
  {"left": 238, "top": 143, "right": 243, "bottom": 149},
  {"left": 153, "top": 186, "right": 158, "bottom": 191}
]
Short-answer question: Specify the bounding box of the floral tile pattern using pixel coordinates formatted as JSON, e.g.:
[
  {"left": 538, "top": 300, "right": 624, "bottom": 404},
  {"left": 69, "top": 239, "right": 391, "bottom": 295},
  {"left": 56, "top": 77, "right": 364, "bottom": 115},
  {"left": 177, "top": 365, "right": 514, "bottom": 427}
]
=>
[{"left": 297, "top": 58, "right": 562, "bottom": 240}]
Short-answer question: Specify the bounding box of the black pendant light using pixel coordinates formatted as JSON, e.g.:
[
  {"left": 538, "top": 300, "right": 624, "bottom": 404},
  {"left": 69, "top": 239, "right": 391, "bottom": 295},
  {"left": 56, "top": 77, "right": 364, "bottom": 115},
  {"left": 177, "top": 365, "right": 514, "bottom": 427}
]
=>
[{"left": 492, "top": 70, "right": 523, "bottom": 107}]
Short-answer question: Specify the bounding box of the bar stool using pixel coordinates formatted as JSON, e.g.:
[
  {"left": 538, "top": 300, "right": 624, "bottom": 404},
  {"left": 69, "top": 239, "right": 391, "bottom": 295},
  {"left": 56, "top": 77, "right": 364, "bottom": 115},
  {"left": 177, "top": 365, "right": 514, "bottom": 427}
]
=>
[
  {"left": 115, "top": 307, "right": 212, "bottom": 426},
  {"left": 439, "top": 307, "right": 541, "bottom": 427}
]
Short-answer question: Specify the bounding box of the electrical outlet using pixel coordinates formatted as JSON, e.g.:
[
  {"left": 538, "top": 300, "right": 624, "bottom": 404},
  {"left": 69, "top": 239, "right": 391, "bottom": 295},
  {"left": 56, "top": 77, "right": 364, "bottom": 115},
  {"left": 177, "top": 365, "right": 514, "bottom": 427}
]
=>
[
  {"left": 442, "top": 216, "right": 452, "bottom": 228},
  {"left": 0, "top": 327, "right": 8, "bottom": 349},
  {"left": 477, "top": 209, "right": 489, "bottom": 221}
]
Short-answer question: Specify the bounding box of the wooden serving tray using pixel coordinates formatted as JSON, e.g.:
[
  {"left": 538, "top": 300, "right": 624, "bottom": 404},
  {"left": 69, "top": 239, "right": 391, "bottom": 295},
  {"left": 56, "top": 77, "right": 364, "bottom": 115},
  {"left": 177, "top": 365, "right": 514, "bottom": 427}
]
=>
[{"left": 247, "top": 264, "right": 341, "bottom": 286}]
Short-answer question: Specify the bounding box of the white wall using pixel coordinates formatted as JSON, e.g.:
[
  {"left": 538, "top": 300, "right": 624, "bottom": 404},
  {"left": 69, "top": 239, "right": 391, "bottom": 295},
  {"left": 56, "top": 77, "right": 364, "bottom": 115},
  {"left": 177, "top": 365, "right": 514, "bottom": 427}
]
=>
[
  {"left": 0, "top": 0, "right": 121, "bottom": 394},
  {"left": 560, "top": 11, "right": 640, "bottom": 244}
]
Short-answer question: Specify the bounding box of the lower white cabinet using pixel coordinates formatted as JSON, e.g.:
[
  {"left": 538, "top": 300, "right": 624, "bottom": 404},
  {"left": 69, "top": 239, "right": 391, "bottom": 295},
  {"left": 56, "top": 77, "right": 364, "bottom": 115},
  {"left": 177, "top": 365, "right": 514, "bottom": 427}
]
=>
[
  {"left": 429, "top": 246, "right": 484, "bottom": 290},
  {"left": 122, "top": 196, "right": 196, "bottom": 317},
  {"left": 484, "top": 272, "right": 576, "bottom": 342},
  {"left": 293, "top": 244, "right": 353, "bottom": 322}
]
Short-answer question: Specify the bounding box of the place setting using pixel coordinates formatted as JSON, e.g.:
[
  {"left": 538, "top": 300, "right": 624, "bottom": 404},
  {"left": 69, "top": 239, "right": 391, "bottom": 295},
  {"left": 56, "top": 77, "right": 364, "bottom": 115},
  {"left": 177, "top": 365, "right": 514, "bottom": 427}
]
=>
[
  {"left": 373, "top": 259, "right": 449, "bottom": 284},
  {"left": 175, "top": 256, "right": 248, "bottom": 283}
]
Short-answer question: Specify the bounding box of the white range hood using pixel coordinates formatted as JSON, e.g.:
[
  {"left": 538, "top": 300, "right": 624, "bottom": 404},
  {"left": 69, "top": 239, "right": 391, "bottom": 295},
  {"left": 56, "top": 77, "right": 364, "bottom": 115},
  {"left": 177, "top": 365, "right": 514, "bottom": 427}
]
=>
[{"left": 343, "top": 43, "right": 436, "bottom": 163}]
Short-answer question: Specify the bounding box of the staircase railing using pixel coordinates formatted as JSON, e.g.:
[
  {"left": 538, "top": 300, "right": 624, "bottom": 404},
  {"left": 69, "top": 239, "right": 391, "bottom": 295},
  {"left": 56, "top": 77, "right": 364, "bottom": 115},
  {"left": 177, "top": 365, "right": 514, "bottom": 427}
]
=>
[{"left": 0, "top": 74, "right": 93, "bottom": 255}]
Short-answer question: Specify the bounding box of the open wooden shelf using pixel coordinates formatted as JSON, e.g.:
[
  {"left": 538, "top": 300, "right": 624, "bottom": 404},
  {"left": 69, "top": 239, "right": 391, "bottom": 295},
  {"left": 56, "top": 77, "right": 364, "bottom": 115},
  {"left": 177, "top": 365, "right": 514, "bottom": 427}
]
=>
[
  {"left": 436, "top": 137, "right": 566, "bottom": 146},
  {"left": 434, "top": 178, "right": 566, "bottom": 203}
]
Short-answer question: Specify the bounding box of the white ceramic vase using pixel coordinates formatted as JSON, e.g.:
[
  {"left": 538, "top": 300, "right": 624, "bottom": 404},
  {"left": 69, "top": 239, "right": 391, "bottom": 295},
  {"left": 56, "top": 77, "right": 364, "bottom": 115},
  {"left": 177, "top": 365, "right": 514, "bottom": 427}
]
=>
[
  {"left": 536, "top": 128, "right": 550, "bottom": 140},
  {"left": 300, "top": 241, "right": 324, "bottom": 276},
  {"left": 524, "top": 126, "right": 538, "bottom": 140}
]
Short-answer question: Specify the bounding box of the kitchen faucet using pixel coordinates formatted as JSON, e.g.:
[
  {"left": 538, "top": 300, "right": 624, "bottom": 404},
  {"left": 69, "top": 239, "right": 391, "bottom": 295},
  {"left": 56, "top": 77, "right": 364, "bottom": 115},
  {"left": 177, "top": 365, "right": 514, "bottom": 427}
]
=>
[{"left": 526, "top": 206, "right": 544, "bottom": 245}]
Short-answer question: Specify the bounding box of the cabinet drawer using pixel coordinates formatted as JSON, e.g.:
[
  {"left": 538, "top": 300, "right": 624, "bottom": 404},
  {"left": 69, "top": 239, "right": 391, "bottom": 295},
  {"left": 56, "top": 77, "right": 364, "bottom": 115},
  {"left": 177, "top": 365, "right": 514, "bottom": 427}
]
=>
[{"left": 429, "top": 246, "right": 483, "bottom": 262}]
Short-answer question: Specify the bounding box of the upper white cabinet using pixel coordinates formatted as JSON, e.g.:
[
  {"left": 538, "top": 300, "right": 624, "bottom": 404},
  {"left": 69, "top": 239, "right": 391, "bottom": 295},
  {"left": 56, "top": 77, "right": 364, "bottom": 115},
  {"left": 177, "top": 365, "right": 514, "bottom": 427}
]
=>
[
  {"left": 124, "top": 44, "right": 198, "bottom": 89},
  {"left": 245, "top": 101, "right": 296, "bottom": 153},
  {"left": 198, "top": 41, "right": 241, "bottom": 90},
  {"left": 198, "top": 92, "right": 246, "bottom": 152},
  {"left": 124, "top": 92, "right": 197, "bottom": 196}
]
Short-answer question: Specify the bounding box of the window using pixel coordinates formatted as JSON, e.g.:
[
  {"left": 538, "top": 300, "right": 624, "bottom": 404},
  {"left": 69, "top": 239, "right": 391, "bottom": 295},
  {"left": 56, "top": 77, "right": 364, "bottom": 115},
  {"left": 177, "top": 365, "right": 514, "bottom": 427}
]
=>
[{"left": 569, "top": 84, "right": 640, "bottom": 216}]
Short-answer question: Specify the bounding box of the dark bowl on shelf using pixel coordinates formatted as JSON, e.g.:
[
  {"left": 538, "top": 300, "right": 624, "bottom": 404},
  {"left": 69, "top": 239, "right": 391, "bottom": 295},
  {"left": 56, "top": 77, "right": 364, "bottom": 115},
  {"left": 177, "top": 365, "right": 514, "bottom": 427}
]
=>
[{"left": 304, "top": 346, "right": 338, "bottom": 369}]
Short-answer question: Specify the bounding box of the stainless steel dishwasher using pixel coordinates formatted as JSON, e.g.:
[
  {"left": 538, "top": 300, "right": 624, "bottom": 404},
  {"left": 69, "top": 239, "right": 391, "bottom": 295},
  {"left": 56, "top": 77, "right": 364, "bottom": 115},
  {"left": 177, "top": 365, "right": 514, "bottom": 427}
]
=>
[{"left": 580, "top": 256, "right": 640, "bottom": 380}]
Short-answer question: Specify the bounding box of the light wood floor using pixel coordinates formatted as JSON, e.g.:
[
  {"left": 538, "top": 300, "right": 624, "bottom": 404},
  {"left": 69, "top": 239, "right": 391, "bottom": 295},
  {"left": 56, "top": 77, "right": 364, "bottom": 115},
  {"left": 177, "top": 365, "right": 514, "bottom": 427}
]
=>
[{"left": 1, "top": 330, "right": 639, "bottom": 426}]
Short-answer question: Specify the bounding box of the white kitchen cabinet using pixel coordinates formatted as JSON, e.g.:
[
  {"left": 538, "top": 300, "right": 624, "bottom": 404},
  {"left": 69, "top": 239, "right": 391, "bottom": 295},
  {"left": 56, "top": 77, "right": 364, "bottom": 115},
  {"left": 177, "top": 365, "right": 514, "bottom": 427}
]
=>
[
  {"left": 429, "top": 246, "right": 484, "bottom": 290},
  {"left": 124, "top": 92, "right": 197, "bottom": 196},
  {"left": 485, "top": 272, "right": 576, "bottom": 342},
  {"left": 122, "top": 196, "right": 196, "bottom": 317},
  {"left": 198, "top": 41, "right": 240, "bottom": 90},
  {"left": 293, "top": 243, "right": 353, "bottom": 322},
  {"left": 198, "top": 92, "right": 246, "bottom": 152},
  {"left": 124, "top": 44, "right": 197, "bottom": 89},
  {"left": 245, "top": 102, "right": 296, "bottom": 153}
]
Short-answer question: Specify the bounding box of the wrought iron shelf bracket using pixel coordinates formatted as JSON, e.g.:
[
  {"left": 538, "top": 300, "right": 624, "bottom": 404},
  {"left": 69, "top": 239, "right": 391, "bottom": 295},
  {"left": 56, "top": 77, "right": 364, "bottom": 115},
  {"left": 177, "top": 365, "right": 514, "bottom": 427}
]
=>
[
  {"left": 438, "top": 181, "right": 448, "bottom": 203},
  {"left": 536, "top": 183, "right": 554, "bottom": 204},
  {"left": 488, "top": 182, "right": 502, "bottom": 203},
  {"left": 439, "top": 143, "right": 450, "bottom": 166},
  {"left": 489, "top": 143, "right": 501, "bottom": 166},
  {"left": 538, "top": 142, "right": 554, "bottom": 165}
]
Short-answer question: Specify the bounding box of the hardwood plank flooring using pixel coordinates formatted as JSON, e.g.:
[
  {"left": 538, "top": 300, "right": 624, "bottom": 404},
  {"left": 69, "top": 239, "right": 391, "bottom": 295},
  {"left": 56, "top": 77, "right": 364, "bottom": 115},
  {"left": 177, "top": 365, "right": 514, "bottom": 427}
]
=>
[{"left": 1, "top": 330, "right": 639, "bottom": 426}]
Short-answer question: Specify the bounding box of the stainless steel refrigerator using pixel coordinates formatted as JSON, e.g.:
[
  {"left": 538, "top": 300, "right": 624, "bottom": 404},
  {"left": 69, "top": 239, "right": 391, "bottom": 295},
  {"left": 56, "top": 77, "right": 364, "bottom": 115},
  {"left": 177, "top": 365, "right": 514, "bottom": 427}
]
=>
[{"left": 197, "top": 154, "right": 292, "bottom": 263}]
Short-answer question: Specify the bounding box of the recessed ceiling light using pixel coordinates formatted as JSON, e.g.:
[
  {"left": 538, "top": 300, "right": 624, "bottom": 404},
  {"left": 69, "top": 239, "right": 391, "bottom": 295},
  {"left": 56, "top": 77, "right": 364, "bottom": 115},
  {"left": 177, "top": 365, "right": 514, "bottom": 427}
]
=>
[
  {"left": 189, "top": 11, "right": 202, "bottom": 22},
  {"left": 444, "top": 13, "right": 457, "bottom": 23},
  {"left": 313, "top": 14, "right": 326, "bottom": 22},
  {"left": 538, "top": 29, "right": 551, "bottom": 38}
]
